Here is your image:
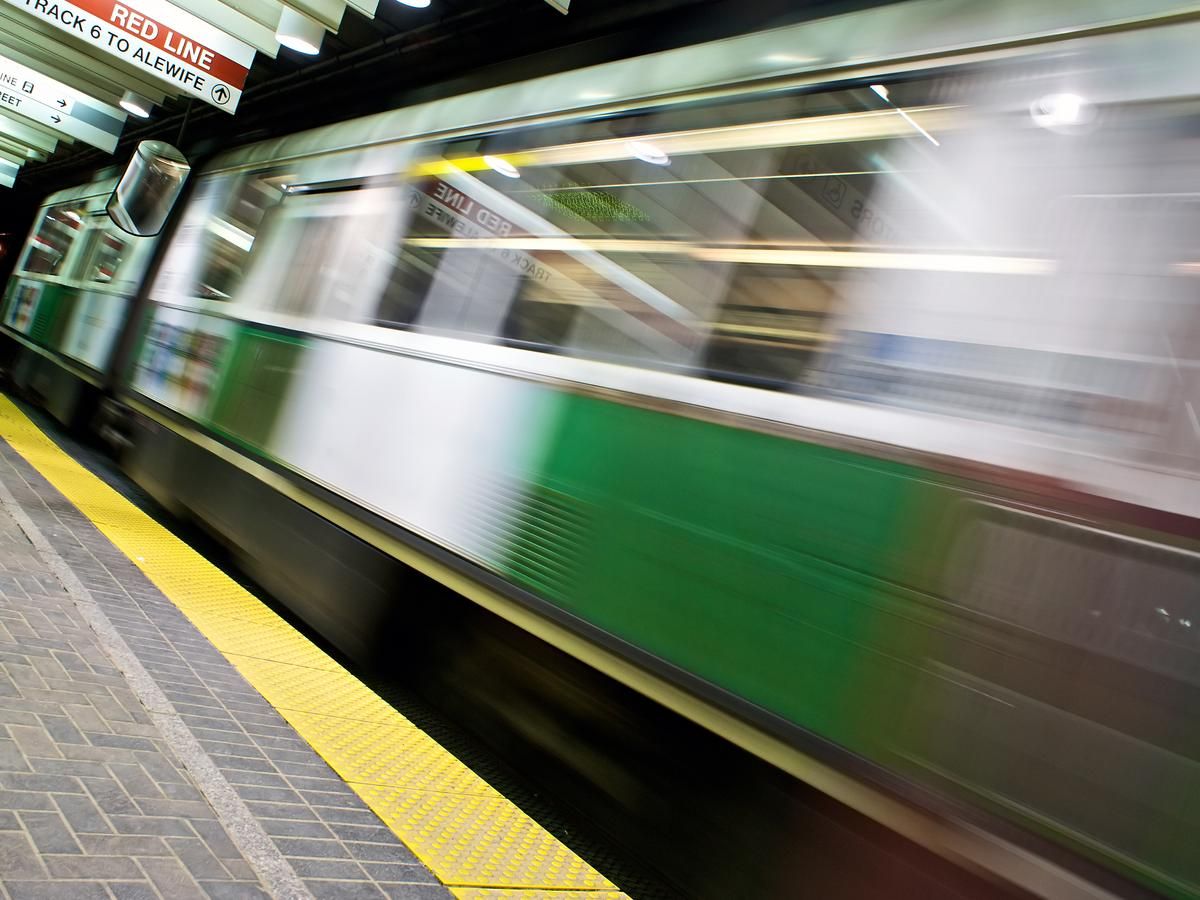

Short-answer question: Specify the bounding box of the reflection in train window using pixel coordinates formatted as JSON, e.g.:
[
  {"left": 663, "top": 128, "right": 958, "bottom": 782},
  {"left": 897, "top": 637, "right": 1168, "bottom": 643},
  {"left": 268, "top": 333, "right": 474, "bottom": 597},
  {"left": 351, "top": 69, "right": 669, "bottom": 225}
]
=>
[
  {"left": 80, "top": 230, "right": 130, "bottom": 284},
  {"left": 374, "top": 243, "right": 442, "bottom": 329},
  {"left": 403, "top": 84, "right": 942, "bottom": 379},
  {"left": 192, "top": 174, "right": 286, "bottom": 301},
  {"left": 372, "top": 177, "right": 474, "bottom": 331},
  {"left": 946, "top": 506, "right": 1200, "bottom": 682},
  {"left": 19, "top": 203, "right": 87, "bottom": 277},
  {"left": 233, "top": 185, "right": 401, "bottom": 324}
]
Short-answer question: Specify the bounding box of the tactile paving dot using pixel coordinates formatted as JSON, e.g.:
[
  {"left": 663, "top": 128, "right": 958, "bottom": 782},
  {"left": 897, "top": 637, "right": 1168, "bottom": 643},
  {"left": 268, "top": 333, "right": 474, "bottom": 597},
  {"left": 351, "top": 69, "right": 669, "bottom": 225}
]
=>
[
  {"left": 203, "top": 619, "right": 340, "bottom": 671},
  {"left": 224, "top": 654, "right": 400, "bottom": 724},
  {"left": 355, "top": 784, "right": 619, "bottom": 891},
  {"left": 284, "top": 711, "right": 495, "bottom": 796}
]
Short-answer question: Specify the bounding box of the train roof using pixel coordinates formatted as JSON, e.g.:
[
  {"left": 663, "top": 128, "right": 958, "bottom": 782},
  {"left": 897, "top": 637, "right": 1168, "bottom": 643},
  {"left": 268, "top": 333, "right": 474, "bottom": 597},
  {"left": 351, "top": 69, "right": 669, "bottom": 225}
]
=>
[
  {"left": 40, "top": 176, "right": 121, "bottom": 210},
  {"left": 203, "top": 0, "right": 1199, "bottom": 174}
]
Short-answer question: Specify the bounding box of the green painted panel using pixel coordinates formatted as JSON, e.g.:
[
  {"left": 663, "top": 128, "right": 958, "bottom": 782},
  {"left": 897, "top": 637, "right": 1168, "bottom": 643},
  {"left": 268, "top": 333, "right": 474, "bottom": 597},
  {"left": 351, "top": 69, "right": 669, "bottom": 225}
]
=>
[
  {"left": 28, "top": 284, "right": 70, "bottom": 347},
  {"left": 501, "top": 392, "right": 1198, "bottom": 898},
  {"left": 501, "top": 393, "right": 930, "bottom": 752},
  {"left": 208, "top": 327, "right": 308, "bottom": 454}
]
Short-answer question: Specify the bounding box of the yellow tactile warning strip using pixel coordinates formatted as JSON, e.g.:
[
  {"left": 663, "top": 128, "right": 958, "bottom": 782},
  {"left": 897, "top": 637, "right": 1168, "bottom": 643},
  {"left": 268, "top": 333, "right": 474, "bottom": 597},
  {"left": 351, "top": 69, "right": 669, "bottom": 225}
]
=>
[
  {"left": 0, "top": 395, "right": 625, "bottom": 898},
  {"left": 450, "top": 891, "right": 628, "bottom": 900}
]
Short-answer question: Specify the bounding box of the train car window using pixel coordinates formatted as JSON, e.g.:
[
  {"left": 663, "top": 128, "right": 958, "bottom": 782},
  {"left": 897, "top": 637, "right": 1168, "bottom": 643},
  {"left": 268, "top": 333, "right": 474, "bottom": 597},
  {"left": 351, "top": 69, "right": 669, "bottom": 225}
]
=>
[
  {"left": 373, "top": 241, "right": 440, "bottom": 329},
  {"left": 400, "top": 84, "right": 949, "bottom": 379},
  {"left": 371, "top": 180, "right": 465, "bottom": 330},
  {"left": 18, "top": 202, "right": 88, "bottom": 277},
  {"left": 191, "top": 174, "right": 287, "bottom": 301},
  {"left": 945, "top": 504, "right": 1200, "bottom": 682},
  {"left": 237, "top": 186, "right": 402, "bottom": 324},
  {"left": 697, "top": 138, "right": 883, "bottom": 388},
  {"left": 810, "top": 80, "right": 1200, "bottom": 456},
  {"left": 78, "top": 228, "right": 130, "bottom": 285},
  {"left": 257, "top": 213, "right": 334, "bottom": 319}
]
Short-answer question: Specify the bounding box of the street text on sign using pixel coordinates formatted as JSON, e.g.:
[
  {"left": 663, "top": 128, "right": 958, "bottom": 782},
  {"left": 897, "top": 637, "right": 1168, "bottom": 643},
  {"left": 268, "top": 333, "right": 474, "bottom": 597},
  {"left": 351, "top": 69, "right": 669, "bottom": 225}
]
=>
[
  {"left": 0, "top": 63, "right": 74, "bottom": 115},
  {"left": 0, "top": 52, "right": 122, "bottom": 151},
  {"left": 3, "top": 0, "right": 255, "bottom": 112}
]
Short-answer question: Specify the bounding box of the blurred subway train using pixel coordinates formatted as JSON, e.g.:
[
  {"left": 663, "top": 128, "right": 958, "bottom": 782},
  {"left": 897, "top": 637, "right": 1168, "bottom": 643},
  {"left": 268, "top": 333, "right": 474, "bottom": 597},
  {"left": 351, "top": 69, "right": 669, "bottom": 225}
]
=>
[{"left": 4, "top": 1, "right": 1200, "bottom": 897}]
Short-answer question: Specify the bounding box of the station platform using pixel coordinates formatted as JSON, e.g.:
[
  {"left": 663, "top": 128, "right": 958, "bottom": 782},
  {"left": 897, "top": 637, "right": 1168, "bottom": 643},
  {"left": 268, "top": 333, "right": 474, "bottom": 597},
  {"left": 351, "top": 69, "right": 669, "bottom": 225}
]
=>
[{"left": 0, "top": 394, "right": 624, "bottom": 900}]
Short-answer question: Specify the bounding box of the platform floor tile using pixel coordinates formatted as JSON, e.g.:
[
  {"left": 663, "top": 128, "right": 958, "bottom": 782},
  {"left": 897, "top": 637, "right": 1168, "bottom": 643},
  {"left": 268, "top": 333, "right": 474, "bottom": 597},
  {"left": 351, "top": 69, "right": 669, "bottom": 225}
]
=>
[
  {"left": 0, "top": 398, "right": 452, "bottom": 900},
  {"left": 0, "top": 395, "right": 626, "bottom": 899},
  {"left": 0, "top": 468, "right": 271, "bottom": 899}
]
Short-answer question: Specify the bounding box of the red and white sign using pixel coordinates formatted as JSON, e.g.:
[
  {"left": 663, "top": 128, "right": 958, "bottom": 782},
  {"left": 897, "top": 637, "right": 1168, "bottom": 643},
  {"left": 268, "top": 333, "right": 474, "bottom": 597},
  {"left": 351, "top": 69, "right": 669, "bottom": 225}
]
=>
[{"left": 4, "top": 0, "right": 255, "bottom": 112}]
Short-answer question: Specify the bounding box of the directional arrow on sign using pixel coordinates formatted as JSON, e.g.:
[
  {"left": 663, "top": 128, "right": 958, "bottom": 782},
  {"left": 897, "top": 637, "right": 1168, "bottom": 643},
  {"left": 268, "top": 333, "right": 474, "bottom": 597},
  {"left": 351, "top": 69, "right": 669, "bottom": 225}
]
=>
[{"left": 0, "top": 54, "right": 123, "bottom": 152}]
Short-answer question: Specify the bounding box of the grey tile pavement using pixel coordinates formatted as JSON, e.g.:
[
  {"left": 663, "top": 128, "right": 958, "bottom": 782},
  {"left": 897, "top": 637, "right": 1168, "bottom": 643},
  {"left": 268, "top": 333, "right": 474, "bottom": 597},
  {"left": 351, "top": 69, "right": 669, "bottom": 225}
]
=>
[{"left": 0, "top": 430, "right": 450, "bottom": 900}]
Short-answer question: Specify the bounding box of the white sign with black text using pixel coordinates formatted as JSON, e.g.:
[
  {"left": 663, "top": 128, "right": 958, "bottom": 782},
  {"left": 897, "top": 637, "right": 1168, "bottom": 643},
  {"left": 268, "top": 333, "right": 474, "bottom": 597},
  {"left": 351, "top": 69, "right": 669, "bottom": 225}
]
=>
[{"left": 0, "top": 53, "right": 124, "bottom": 151}]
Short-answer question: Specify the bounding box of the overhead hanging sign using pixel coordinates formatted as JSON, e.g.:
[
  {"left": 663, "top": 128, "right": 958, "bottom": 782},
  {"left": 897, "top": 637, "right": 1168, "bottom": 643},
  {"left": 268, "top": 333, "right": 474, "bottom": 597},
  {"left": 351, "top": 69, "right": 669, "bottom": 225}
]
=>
[
  {"left": 0, "top": 113, "right": 58, "bottom": 153},
  {"left": 3, "top": 0, "right": 255, "bottom": 112},
  {"left": 0, "top": 53, "right": 123, "bottom": 151}
]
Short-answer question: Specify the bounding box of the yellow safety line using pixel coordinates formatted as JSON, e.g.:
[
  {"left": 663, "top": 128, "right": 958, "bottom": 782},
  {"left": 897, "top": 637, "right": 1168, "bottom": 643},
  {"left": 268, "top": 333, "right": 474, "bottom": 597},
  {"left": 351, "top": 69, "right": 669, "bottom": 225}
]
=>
[{"left": 0, "top": 395, "right": 624, "bottom": 899}]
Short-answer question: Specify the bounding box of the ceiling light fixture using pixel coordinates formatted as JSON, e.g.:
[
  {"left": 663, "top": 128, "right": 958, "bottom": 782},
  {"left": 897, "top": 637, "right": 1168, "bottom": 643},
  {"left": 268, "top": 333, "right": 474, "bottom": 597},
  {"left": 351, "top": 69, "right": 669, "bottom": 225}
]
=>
[
  {"left": 1030, "top": 92, "right": 1092, "bottom": 131},
  {"left": 276, "top": 7, "right": 323, "bottom": 55},
  {"left": 627, "top": 141, "right": 670, "bottom": 166},
  {"left": 119, "top": 90, "right": 152, "bottom": 118},
  {"left": 765, "top": 53, "right": 819, "bottom": 65},
  {"left": 483, "top": 155, "right": 520, "bottom": 178},
  {"left": 395, "top": 0, "right": 431, "bottom": 6}
]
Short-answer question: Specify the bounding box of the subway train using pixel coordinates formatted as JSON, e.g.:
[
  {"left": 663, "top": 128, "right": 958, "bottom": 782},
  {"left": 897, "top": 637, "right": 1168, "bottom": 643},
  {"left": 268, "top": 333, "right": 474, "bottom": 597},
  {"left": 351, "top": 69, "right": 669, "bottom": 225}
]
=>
[{"left": 5, "top": 1, "right": 1200, "bottom": 897}]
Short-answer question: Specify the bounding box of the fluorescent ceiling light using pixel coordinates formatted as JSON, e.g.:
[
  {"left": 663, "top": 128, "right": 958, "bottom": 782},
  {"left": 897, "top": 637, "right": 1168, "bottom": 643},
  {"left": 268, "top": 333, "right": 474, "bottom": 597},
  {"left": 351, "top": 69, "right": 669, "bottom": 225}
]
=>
[
  {"left": 405, "top": 237, "right": 1050, "bottom": 275},
  {"left": 1030, "top": 93, "right": 1091, "bottom": 130},
  {"left": 498, "top": 107, "right": 957, "bottom": 167},
  {"left": 120, "top": 90, "right": 152, "bottom": 118},
  {"left": 276, "top": 7, "right": 323, "bottom": 54},
  {"left": 483, "top": 155, "right": 520, "bottom": 178},
  {"left": 765, "top": 53, "right": 819, "bottom": 65},
  {"left": 627, "top": 141, "right": 670, "bottom": 166},
  {"left": 422, "top": 107, "right": 957, "bottom": 180},
  {"left": 395, "top": 0, "right": 431, "bottom": 6}
]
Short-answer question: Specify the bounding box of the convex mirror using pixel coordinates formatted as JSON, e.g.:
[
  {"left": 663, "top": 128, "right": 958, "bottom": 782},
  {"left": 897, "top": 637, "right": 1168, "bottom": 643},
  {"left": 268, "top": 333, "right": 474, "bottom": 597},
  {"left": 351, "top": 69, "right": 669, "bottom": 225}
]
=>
[{"left": 107, "top": 141, "right": 190, "bottom": 237}]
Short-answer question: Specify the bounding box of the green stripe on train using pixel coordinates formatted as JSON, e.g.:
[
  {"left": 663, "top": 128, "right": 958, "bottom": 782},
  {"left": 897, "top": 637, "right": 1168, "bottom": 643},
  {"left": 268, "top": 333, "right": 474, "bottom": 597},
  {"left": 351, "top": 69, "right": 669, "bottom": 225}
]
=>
[
  {"left": 209, "top": 326, "right": 309, "bottom": 458},
  {"left": 498, "top": 392, "right": 932, "bottom": 754},
  {"left": 496, "top": 391, "right": 1199, "bottom": 900}
]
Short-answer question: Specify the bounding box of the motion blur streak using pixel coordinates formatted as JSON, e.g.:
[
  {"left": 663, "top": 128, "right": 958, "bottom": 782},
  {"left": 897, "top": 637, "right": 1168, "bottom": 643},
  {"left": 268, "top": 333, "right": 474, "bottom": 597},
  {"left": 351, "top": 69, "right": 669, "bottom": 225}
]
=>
[
  {"left": 429, "top": 106, "right": 959, "bottom": 173},
  {"left": 405, "top": 237, "right": 1052, "bottom": 274},
  {"left": 6, "top": 2, "right": 1200, "bottom": 898}
]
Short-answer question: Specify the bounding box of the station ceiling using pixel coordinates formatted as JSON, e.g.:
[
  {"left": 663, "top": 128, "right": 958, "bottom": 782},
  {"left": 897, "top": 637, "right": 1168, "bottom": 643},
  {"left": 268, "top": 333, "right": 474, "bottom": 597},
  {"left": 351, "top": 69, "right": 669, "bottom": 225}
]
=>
[{"left": 1, "top": 0, "right": 871, "bottom": 207}]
